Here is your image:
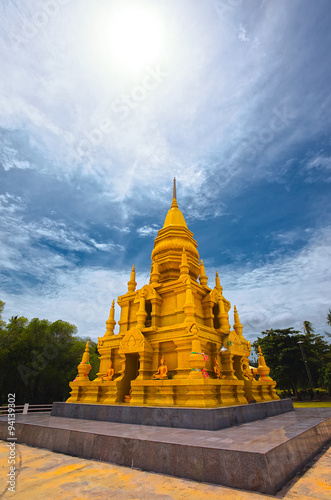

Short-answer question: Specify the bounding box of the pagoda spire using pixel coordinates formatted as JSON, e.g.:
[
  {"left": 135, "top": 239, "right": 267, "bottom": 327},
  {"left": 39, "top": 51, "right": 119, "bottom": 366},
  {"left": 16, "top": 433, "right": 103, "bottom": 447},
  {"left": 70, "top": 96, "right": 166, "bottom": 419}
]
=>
[
  {"left": 218, "top": 294, "right": 230, "bottom": 333},
  {"left": 233, "top": 305, "right": 243, "bottom": 336},
  {"left": 199, "top": 259, "right": 208, "bottom": 286},
  {"left": 215, "top": 271, "right": 223, "bottom": 293},
  {"left": 105, "top": 300, "right": 116, "bottom": 337},
  {"left": 76, "top": 340, "right": 92, "bottom": 380},
  {"left": 127, "top": 265, "right": 137, "bottom": 292},
  {"left": 171, "top": 177, "right": 178, "bottom": 208}
]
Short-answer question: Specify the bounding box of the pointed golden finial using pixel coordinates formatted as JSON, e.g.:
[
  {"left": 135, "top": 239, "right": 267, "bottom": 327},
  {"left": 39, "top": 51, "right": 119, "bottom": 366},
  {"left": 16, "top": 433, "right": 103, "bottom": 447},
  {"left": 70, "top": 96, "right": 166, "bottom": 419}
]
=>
[
  {"left": 257, "top": 345, "right": 273, "bottom": 380},
  {"left": 171, "top": 177, "right": 178, "bottom": 208},
  {"left": 127, "top": 265, "right": 137, "bottom": 292},
  {"left": 75, "top": 340, "right": 92, "bottom": 380},
  {"left": 233, "top": 305, "right": 243, "bottom": 336},
  {"left": 199, "top": 259, "right": 208, "bottom": 286},
  {"left": 215, "top": 271, "right": 222, "bottom": 292},
  {"left": 105, "top": 300, "right": 116, "bottom": 336}
]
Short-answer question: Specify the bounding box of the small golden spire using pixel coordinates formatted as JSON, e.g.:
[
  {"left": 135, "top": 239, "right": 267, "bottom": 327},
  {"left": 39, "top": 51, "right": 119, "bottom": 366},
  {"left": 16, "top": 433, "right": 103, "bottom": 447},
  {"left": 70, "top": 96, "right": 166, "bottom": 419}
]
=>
[
  {"left": 81, "top": 341, "right": 90, "bottom": 364},
  {"left": 105, "top": 300, "right": 116, "bottom": 336},
  {"left": 215, "top": 271, "right": 222, "bottom": 292},
  {"left": 127, "top": 265, "right": 137, "bottom": 292},
  {"left": 171, "top": 177, "right": 178, "bottom": 208},
  {"left": 218, "top": 296, "right": 230, "bottom": 333},
  {"left": 199, "top": 259, "right": 208, "bottom": 286},
  {"left": 233, "top": 305, "right": 243, "bottom": 336},
  {"left": 257, "top": 345, "right": 273, "bottom": 380},
  {"left": 76, "top": 340, "right": 92, "bottom": 380}
]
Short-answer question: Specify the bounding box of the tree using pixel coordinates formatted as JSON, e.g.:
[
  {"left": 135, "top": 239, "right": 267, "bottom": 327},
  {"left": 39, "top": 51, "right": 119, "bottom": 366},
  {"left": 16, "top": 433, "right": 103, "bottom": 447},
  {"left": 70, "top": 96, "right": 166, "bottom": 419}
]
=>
[
  {"left": 327, "top": 309, "right": 331, "bottom": 327},
  {"left": 0, "top": 300, "right": 6, "bottom": 330},
  {"left": 253, "top": 327, "right": 330, "bottom": 396},
  {"left": 0, "top": 302, "right": 100, "bottom": 404},
  {"left": 303, "top": 321, "right": 314, "bottom": 335}
]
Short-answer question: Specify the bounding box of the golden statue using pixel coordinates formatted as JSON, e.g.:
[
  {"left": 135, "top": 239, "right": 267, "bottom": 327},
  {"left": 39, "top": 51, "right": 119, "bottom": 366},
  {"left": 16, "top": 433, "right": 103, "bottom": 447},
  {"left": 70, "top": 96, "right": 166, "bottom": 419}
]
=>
[
  {"left": 102, "top": 361, "right": 114, "bottom": 381},
  {"left": 124, "top": 388, "right": 132, "bottom": 403},
  {"left": 153, "top": 357, "right": 168, "bottom": 379},
  {"left": 242, "top": 363, "right": 255, "bottom": 381},
  {"left": 214, "top": 359, "right": 227, "bottom": 379}
]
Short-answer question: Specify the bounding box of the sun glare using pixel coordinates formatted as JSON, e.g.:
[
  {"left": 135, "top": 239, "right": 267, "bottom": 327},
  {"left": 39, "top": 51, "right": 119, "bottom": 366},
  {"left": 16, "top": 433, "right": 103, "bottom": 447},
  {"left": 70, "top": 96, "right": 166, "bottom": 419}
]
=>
[{"left": 108, "top": 7, "right": 164, "bottom": 70}]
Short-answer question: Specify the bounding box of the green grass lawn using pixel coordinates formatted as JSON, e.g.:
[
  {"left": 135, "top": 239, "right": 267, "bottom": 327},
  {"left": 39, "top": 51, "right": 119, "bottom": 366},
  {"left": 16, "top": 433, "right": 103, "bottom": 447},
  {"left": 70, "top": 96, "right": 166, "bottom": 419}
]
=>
[{"left": 292, "top": 401, "right": 331, "bottom": 408}]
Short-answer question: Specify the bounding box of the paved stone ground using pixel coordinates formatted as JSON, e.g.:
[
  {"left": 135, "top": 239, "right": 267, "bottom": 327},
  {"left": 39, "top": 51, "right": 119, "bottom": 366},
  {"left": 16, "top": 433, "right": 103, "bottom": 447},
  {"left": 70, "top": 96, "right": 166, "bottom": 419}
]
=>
[{"left": 0, "top": 440, "right": 330, "bottom": 500}]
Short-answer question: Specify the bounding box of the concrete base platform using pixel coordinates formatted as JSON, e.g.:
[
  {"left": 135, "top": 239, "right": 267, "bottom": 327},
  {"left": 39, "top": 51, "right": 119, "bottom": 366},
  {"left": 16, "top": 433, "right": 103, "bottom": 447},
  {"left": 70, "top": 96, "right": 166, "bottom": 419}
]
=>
[
  {"left": 52, "top": 398, "right": 293, "bottom": 430},
  {"left": 1, "top": 408, "right": 330, "bottom": 494}
]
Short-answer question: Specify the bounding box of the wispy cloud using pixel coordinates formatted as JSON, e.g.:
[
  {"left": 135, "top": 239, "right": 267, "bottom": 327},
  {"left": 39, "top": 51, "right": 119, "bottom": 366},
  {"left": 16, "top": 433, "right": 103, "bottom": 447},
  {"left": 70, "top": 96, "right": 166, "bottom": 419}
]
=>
[
  {"left": 0, "top": 196, "right": 123, "bottom": 283},
  {"left": 137, "top": 225, "right": 159, "bottom": 237},
  {"left": 0, "top": 144, "right": 30, "bottom": 171},
  {"left": 303, "top": 154, "right": 331, "bottom": 183}
]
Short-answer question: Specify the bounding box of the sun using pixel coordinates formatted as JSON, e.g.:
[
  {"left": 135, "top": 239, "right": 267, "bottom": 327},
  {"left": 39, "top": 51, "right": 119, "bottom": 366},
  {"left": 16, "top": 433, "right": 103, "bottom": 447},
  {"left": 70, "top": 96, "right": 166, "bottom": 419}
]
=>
[{"left": 108, "top": 7, "right": 164, "bottom": 70}]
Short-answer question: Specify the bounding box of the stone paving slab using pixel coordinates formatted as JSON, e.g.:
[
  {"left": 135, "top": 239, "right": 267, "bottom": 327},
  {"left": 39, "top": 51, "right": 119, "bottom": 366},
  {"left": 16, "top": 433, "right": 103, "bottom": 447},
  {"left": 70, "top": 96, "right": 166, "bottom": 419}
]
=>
[
  {"left": 0, "top": 440, "right": 330, "bottom": 499},
  {"left": 0, "top": 408, "right": 330, "bottom": 495}
]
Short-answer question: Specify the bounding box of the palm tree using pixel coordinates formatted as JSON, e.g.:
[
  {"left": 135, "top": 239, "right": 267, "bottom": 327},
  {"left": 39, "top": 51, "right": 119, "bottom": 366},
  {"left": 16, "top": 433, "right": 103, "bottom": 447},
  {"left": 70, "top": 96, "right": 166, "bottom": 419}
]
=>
[
  {"left": 326, "top": 309, "right": 331, "bottom": 326},
  {"left": 303, "top": 321, "right": 314, "bottom": 335}
]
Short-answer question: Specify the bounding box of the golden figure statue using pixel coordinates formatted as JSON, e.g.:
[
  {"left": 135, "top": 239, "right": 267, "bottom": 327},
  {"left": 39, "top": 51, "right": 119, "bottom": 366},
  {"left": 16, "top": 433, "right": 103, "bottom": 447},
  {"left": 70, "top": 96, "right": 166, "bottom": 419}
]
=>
[
  {"left": 214, "top": 359, "right": 227, "bottom": 379},
  {"left": 124, "top": 388, "right": 132, "bottom": 403},
  {"left": 242, "top": 363, "right": 255, "bottom": 381},
  {"left": 102, "top": 361, "right": 114, "bottom": 381},
  {"left": 153, "top": 357, "right": 168, "bottom": 379}
]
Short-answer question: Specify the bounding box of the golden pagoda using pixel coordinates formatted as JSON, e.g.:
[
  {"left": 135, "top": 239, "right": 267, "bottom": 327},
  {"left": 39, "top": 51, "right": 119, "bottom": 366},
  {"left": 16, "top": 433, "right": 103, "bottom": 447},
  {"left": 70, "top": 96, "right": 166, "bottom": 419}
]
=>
[{"left": 67, "top": 180, "right": 278, "bottom": 407}]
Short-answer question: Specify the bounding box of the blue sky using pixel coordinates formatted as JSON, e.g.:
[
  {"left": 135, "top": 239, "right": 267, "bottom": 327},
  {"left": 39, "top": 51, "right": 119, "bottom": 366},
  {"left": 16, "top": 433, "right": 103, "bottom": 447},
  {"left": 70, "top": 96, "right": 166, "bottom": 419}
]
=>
[{"left": 0, "top": 0, "right": 330, "bottom": 344}]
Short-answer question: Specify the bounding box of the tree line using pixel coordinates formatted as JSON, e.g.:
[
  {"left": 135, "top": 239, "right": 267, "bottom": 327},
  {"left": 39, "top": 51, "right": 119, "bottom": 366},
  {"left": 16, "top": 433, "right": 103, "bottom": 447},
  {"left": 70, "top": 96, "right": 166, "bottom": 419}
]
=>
[
  {"left": 0, "top": 300, "right": 99, "bottom": 405},
  {"left": 252, "top": 313, "right": 331, "bottom": 398}
]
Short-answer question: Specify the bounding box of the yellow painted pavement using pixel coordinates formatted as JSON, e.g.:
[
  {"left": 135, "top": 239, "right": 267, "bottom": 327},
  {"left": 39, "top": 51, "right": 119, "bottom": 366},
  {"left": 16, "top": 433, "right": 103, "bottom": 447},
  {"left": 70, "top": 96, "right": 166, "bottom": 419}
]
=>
[{"left": 0, "top": 440, "right": 330, "bottom": 500}]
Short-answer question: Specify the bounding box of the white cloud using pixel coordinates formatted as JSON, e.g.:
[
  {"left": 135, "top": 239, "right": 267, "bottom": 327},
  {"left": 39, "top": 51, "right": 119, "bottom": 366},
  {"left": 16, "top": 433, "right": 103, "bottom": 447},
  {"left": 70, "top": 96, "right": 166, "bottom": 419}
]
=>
[
  {"left": 113, "top": 225, "right": 131, "bottom": 234},
  {"left": 0, "top": 192, "right": 23, "bottom": 213},
  {"left": 137, "top": 225, "right": 159, "bottom": 237},
  {"left": 269, "top": 228, "right": 313, "bottom": 246},
  {"left": 306, "top": 155, "right": 331, "bottom": 171},
  {"left": 0, "top": 144, "right": 30, "bottom": 171},
  {"left": 0, "top": 207, "right": 123, "bottom": 279},
  {"left": 237, "top": 24, "right": 250, "bottom": 43},
  {"left": 303, "top": 154, "right": 331, "bottom": 183}
]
